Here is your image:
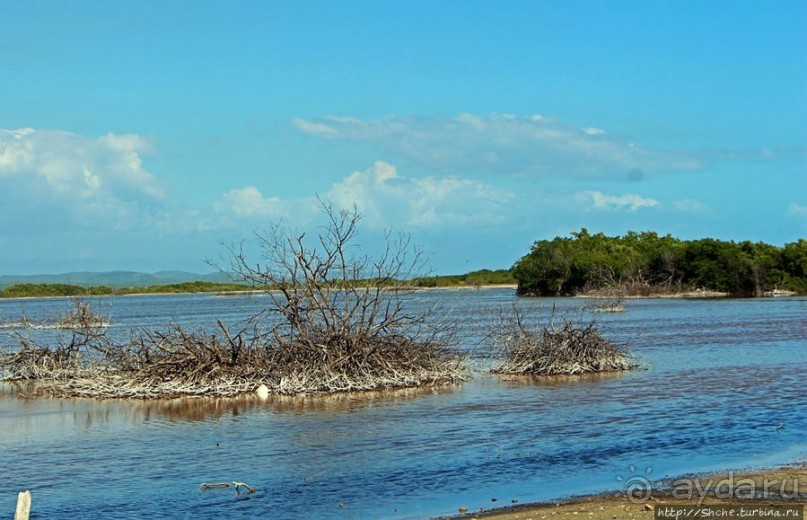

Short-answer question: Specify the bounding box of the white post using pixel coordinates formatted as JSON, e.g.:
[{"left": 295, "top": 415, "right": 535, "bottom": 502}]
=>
[{"left": 14, "top": 491, "right": 31, "bottom": 520}]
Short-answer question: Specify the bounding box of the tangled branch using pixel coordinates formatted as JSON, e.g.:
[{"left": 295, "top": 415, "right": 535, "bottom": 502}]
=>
[
  {"left": 2, "top": 203, "right": 465, "bottom": 398},
  {"left": 491, "top": 307, "right": 639, "bottom": 375}
]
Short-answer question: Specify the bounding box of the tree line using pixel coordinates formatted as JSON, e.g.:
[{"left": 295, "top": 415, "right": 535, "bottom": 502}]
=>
[
  {"left": 512, "top": 229, "right": 807, "bottom": 296},
  {"left": 0, "top": 281, "right": 250, "bottom": 299},
  {"left": 0, "top": 271, "right": 519, "bottom": 298},
  {"left": 3, "top": 232, "right": 805, "bottom": 299},
  {"left": 411, "top": 269, "right": 515, "bottom": 288}
]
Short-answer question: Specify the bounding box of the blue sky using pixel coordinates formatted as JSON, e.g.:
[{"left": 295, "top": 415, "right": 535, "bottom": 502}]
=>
[{"left": 1, "top": 0, "right": 805, "bottom": 275}]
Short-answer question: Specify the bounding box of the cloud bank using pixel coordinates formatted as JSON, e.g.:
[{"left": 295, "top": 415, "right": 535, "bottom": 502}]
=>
[
  {"left": 789, "top": 203, "right": 807, "bottom": 217},
  {"left": 577, "top": 190, "right": 660, "bottom": 212},
  {"left": 0, "top": 128, "right": 174, "bottom": 235},
  {"left": 0, "top": 128, "right": 164, "bottom": 200},
  {"left": 215, "top": 161, "right": 513, "bottom": 229},
  {"left": 292, "top": 113, "right": 703, "bottom": 179},
  {"left": 0, "top": 127, "right": 511, "bottom": 235}
]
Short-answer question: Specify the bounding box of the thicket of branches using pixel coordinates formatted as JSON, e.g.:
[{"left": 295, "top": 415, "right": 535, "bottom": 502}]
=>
[
  {"left": 222, "top": 203, "right": 465, "bottom": 394},
  {"left": 1, "top": 204, "right": 465, "bottom": 398},
  {"left": 491, "top": 307, "right": 639, "bottom": 375},
  {"left": 1, "top": 302, "right": 272, "bottom": 397},
  {"left": 2, "top": 301, "right": 113, "bottom": 384}
]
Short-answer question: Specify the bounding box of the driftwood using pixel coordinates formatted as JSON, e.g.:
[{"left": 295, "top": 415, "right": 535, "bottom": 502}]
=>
[
  {"left": 200, "top": 481, "right": 256, "bottom": 493},
  {"left": 15, "top": 491, "right": 31, "bottom": 520},
  {"left": 589, "top": 296, "right": 626, "bottom": 313}
]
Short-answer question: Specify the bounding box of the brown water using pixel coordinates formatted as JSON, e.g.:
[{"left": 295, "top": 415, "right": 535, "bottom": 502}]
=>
[{"left": 1, "top": 290, "right": 805, "bottom": 519}]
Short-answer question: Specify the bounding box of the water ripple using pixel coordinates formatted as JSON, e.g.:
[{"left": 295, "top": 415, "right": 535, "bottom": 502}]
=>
[{"left": 0, "top": 292, "right": 805, "bottom": 519}]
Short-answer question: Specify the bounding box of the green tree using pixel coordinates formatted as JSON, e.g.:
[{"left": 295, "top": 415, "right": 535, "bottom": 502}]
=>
[{"left": 512, "top": 231, "right": 806, "bottom": 297}]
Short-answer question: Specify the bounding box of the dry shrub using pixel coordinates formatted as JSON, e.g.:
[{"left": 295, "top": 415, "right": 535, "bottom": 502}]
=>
[
  {"left": 2, "top": 299, "right": 113, "bottom": 382},
  {"left": 1, "top": 204, "right": 465, "bottom": 398},
  {"left": 222, "top": 201, "right": 465, "bottom": 394},
  {"left": 589, "top": 296, "right": 626, "bottom": 313},
  {"left": 262, "top": 331, "right": 461, "bottom": 394},
  {"left": 491, "top": 307, "right": 639, "bottom": 375}
]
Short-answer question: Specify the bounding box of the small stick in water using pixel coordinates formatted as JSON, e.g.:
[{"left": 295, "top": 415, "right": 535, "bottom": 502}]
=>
[
  {"left": 199, "top": 481, "right": 256, "bottom": 494},
  {"left": 199, "top": 482, "right": 233, "bottom": 490},
  {"left": 233, "top": 481, "right": 256, "bottom": 493}
]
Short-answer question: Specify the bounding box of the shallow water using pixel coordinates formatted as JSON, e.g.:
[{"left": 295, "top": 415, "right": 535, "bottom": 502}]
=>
[{"left": 1, "top": 290, "right": 805, "bottom": 519}]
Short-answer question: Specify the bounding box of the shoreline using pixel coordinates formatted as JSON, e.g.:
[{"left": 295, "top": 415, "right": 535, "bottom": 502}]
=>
[
  {"left": 2, "top": 284, "right": 805, "bottom": 302},
  {"left": 445, "top": 462, "right": 806, "bottom": 519},
  {"left": 0, "top": 284, "right": 520, "bottom": 301},
  {"left": 574, "top": 289, "right": 731, "bottom": 299}
]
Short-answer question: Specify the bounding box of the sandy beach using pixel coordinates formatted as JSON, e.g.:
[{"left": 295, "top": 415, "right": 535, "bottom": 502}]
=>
[{"left": 448, "top": 464, "right": 806, "bottom": 519}]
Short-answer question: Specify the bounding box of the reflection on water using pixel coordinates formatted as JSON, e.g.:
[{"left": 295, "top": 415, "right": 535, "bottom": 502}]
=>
[
  {"left": 496, "top": 371, "right": 628, "bottom": 388},
  {"left": 130, "top": 384, "right": 463, "bottom": 422},
  {"left": 1, "top": 291, "right": 805, "bottom": 519},
  {"left": 0, "top": 381, "right": 464, "bottom": 436}
]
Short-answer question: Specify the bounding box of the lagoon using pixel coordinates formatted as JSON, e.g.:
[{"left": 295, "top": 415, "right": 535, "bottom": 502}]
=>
[{"left": 1, "top": 289, "right": 805, "bottom": 519}]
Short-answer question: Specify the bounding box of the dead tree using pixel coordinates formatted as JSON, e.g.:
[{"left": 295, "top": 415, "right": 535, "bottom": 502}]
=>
[
  {"left": 1, "top": 204, "right": 465, "bottom": 398},
  {"left": 219, "top": 202, "right": 465, "bottom": 393}
]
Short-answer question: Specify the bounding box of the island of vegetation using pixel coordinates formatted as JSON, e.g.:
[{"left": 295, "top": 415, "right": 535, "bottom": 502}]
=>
[
  {"left": 491, "top": 307, "right": 638, "bottom": 375},
  {"left": 512, "top": 229, "right": 807, "bottom": 297},
  {"left": 1, "top": 219, "right": 803, "bottom": 399},
  {"left": 3, "top": 231, "right": 803, "bottom": 300},
  {"left": 1, "top": 205, "right": 467, "bottom": 398}
]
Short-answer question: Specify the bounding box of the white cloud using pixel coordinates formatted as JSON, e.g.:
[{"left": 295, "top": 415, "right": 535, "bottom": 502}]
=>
[
  {"left": 214, "top": 187, "right": 317, "bottom": 220},
  {"left": 292, "top": 113, "right": 703, "bottom": 179},
  {"left": 290, "top": 119, "right": 343, "bottom": 137},
  {"left": 579, "top": 190, "right": 660, "bottom": 211},
  {"left": 328, "top": 161, "right": 513, "bottom": 228},
  {"left": 583, "top": 127, "right": 606, "bottom": 135},
  {"left": 214, "top": 161, "right": 513, "bottom": 229},
  {"left": 0, "top": 128, "right": 164, "bottom": 200},
  {"left": 788, "top": 203, "right": 807, "bottom": 216},
  {"left": 673, "top": 198, "right": 710, "bottom": 213},
  {"left": 0, "top": 128, "right": 233, "bottom": 240}
]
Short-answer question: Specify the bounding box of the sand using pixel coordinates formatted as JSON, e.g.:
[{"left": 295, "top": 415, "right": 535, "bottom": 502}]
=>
[{"left": 448, "top": 464, "right": 806, "bottom": 519}]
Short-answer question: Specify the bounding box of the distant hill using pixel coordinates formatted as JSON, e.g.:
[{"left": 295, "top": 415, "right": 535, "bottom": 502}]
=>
[{"left": 0, "top": 271, "right": 232, "bottom": 289}]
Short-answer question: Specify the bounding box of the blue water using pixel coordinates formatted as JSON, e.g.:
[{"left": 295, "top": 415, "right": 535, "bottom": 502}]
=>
[{"left": 1, "top": 290, "right": 805, "bottom": 519}]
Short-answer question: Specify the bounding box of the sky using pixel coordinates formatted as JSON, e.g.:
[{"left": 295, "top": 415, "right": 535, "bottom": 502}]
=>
[{"left": 1, "top": 0, "right": 805, "bottom": 276}]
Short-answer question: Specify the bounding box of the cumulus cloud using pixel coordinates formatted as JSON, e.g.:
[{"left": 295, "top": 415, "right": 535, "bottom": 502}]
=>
[
  {"left": 578, "top": 190, "right": 660, "bottom": 211},
  {"left": 328, "top": 161, "right": 513, "bottom": 228},
  {"left": 214, "top": 187, "right": 318, "bottom": 220},
  {"left": 0, "top": 128, "right": 164, "bottom": 200},
  {"left": 214, "top": 161, "right": 513, "bottom": 229},
  {"left": 673, "top": 198, "right": 710, "bottom": 214},
  {"left": 788, "top": 203, "right": 807, "bottom": 216},
  {"left": 0, "top": 127, "right": 178, "bottom": 236},
  {"left": 292, "top": 113, "right": 703, "bottom": 178}
]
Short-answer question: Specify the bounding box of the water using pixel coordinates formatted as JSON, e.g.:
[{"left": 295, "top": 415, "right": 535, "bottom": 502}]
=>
[{"left": 0, "top": 290, "right": 805, "bottom": 519}]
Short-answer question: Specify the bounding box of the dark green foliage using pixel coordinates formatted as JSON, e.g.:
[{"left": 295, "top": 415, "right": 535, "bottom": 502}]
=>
[
  {"left": 0, "top": 283, "right": 116, "bottom": 298},
  {"left": 411, "top": 269, "right": 516, "bottom": 288},
  {"left": 0, "top": 272, "right": 516, "bottom": 299},
  {"left": 128, "top": 281, "right": 251, "bottom": 294},
  {"left": 0, "top": 281, "right": 251, "bottom": 299},
  {"left": 513, "top": 230, "right": 807, "bottom": 297},
  {"left": 782, "top": 239, "right": 807, "bottom": 291}
]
